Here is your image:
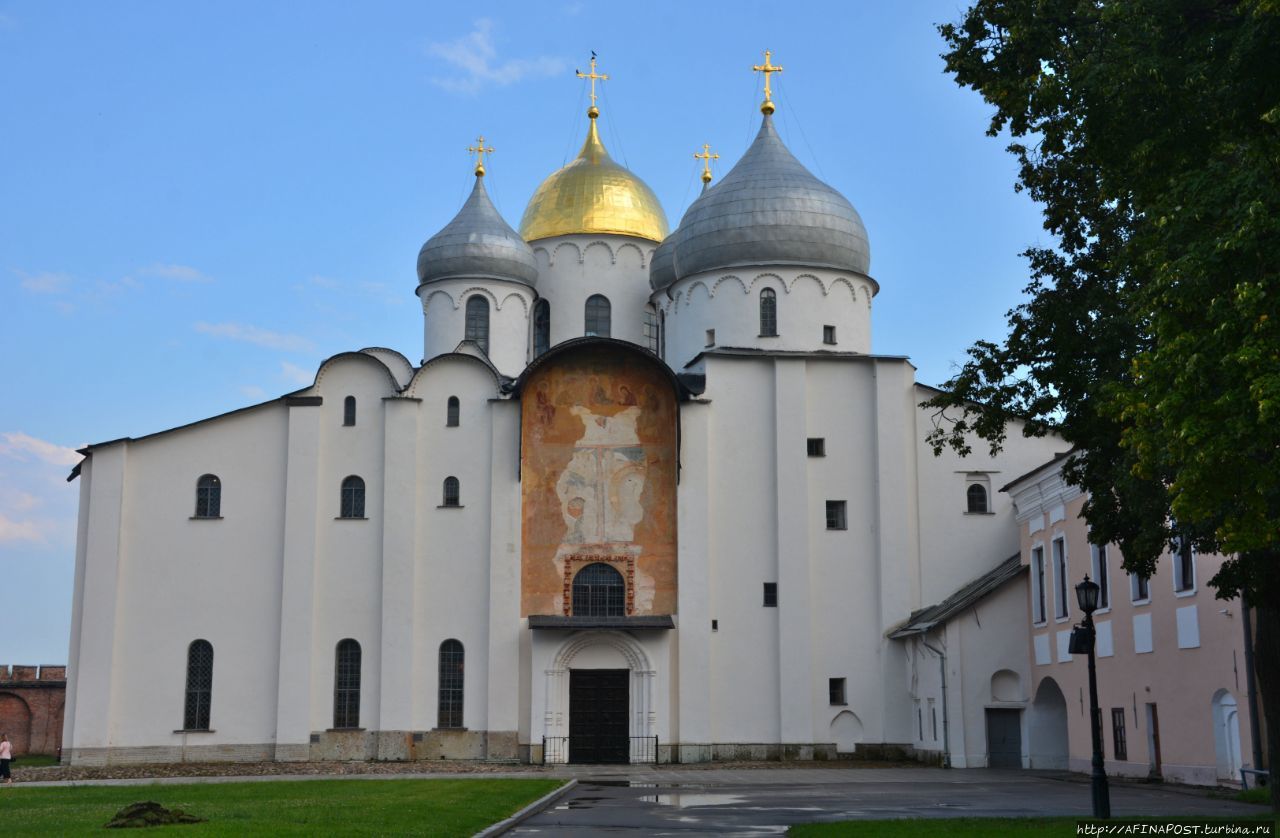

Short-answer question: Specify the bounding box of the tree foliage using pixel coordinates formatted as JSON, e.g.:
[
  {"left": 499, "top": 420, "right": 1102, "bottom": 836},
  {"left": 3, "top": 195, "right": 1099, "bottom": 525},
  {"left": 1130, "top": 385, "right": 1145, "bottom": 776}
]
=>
[
  {"left": 928, "top": 0, "right": 1280, "bottom": 805},
  {"left": 928, "top": 0, "right": 1280, "bottom": 597}
]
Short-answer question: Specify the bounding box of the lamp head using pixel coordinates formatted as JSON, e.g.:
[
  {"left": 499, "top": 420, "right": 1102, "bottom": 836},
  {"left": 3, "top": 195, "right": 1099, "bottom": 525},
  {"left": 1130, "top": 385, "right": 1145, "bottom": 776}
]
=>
[{"left": 1076, "top": 575, "right": 1101, "bottom": 615}]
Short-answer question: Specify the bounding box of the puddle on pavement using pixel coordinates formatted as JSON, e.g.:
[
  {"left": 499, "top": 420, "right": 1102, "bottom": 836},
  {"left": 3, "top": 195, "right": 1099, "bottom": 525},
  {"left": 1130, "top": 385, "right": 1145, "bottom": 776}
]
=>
[
  {"left": 640, "top": 792, "right": 747, "bottom": 808},
  {"left": 581, "top": 780, "right": 710, "bottom": 790}
]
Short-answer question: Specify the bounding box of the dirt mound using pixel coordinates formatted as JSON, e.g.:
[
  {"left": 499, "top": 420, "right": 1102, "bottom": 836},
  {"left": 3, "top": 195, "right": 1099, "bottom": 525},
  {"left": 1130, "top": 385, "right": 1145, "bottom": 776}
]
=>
[{"left": 104, "top": 801, "right": 205, "bottom": 828}]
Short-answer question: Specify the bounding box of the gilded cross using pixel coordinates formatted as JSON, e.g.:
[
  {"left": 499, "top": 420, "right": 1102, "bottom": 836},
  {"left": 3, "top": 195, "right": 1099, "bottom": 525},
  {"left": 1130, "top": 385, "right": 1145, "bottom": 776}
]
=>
[
  {"left": 467, "top": 136, "right": 494, "bottom": 177},
  {"left": 576, "top": 53, "right": 609, "bottom": 116},
  {"left": 752, "top": 50, "right": 784, "bottom": 114},
  {"left": 694, "top": 143, "right": 720, "bottom": 184}
]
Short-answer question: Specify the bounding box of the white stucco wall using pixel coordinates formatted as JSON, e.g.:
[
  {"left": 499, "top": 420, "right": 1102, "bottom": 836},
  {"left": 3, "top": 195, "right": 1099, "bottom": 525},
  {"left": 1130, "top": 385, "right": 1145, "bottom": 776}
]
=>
[
  {"left": 530, "top": 234, "right": 657, "bottom": 351},
  {"left": 418, "top": 279, "right": 534, "bottom": 376},
  {"left": 79, "top": 401, "right": 289, "bottom": 753},
  {"left": 657, "top": 268, "right": 874, "bottom": 370},
  {"left": 913, "top": 392, "right": 1063, "bottom": 606},
  {"left": 66, "top": 338, "right": 1069, "bottom": 764}
]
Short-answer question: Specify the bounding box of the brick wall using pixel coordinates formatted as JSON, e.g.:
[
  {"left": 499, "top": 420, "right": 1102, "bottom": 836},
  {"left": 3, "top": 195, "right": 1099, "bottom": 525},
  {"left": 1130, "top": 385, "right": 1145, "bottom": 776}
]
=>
[{"left": 0, "top": 664, "right": 67, "bottom": 755}]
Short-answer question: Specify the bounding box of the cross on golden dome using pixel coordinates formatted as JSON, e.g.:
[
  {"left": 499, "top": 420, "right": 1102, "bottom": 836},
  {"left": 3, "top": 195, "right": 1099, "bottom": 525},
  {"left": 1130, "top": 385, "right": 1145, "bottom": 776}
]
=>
[
  {"left": 467, "top": 136, "right": 494, "bottom": 177},
  {"left": 576, "top": 53, "right": 609, "bottom": 118},
  {"left": 752, "top": 50, "right": 783, "bottom": 115},
  {"left": 694, "top": 143, "right": 720, "bottom": 184}
]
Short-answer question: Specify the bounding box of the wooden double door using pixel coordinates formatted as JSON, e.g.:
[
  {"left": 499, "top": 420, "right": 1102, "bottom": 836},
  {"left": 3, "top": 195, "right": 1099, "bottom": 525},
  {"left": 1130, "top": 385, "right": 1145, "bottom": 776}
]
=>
[
  {"left": 569, "top": 669, "right": 630, "bottom": 764},
  {"left": 986, "top": 708, "right": 1023, "bottom": 768}
]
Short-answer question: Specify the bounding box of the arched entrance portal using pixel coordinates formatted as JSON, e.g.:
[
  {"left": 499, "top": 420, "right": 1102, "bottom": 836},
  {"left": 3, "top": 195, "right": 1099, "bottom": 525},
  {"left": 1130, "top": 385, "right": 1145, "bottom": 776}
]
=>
[
  {"left": 1211, "top": 689, "right": 1243, "bottom": 781},
  {"left": 0, "top": 693, "right": 31, "bottom": 755},
  {"left": 1029, "top": 677, "right": 1069, "bottom": 769},
  {"left": 544, "top": 631, "right": 655, "bottom": 764}
]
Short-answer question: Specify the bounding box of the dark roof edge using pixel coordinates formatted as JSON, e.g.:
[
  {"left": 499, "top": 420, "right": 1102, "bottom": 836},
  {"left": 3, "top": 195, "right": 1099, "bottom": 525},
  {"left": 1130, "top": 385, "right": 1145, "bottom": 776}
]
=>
[
  {"left": 511, "top": 337, "right": 687, "bottom": 399},
  {"left": 684, "top": 346, "right": 913, "bottom": 369},
  {"left": 887, "top": 554, "right": 1026, "bottom": 639},
  {"left": 999, "top": 449, "right": 1079, "bottom": 494},
  {"left": 528, "top": 614, "right": 675, "bottom": 630}
]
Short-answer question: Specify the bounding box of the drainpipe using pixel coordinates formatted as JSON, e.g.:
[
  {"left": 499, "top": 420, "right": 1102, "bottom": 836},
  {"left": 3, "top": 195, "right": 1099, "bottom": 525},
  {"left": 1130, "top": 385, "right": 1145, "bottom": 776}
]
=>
[
  {"left": 1241, "top": 597, "right": 1265, "bottom": 772},
  {"left": 921, "top": 635, "right": 951, "bottom": 768}
]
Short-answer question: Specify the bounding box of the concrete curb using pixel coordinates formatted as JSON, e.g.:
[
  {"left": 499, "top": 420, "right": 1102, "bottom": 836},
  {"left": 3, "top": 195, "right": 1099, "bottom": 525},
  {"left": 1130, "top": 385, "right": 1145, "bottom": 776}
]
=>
[{"left": 475, "top": 778, "right": 577, "bottom": 837}]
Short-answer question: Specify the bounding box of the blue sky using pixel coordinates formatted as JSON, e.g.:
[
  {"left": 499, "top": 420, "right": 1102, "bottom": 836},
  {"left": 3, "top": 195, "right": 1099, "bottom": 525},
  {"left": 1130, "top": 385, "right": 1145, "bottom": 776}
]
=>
[{"left": 0, "top": 2, "right": 1048, "bottom": 663}]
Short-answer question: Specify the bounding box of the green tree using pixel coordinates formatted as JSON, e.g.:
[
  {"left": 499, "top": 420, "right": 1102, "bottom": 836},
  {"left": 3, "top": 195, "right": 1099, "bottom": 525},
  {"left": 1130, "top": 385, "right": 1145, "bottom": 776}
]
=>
[{"left": 927, "top": 0, "right": 1280, "bottom": 807}]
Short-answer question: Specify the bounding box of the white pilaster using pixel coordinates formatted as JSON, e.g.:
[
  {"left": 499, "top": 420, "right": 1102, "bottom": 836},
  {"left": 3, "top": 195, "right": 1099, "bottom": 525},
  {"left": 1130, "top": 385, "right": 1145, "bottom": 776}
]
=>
[
  {"left": 274, "top": 398, "right": 323, "bottom": 757},
  {"left": 378, "top": 397, "right": 420, "bottom": 734},
  {"left": 676, "top": 400, "right": 712, "bottom": 756},
  {"left": 68, "top": 444, "right": 128, "bottom": 754},
  {"left": 774, "top": 359, "right": 815, "bottom": 743},
  {"left": 486, "top": 399, "right": 521, "bottom": 746},
  {"left": 873, "top": 360, "right": 921, "bottom": 744}
]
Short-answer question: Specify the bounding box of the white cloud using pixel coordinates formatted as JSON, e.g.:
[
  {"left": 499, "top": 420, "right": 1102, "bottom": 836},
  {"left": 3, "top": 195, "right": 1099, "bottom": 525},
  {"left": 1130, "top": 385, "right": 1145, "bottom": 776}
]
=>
[
  {"left": 2, "top": 489, "right": 41, "bottom": 513},
  {"left": 240, "top": 385, "right": 268, "bottom": 401},
  {"left": 280, "top": 361, "right": 314, "bottom": 386},
  {"left": 18, "top": 271, "right": 71, "bottom": 294},
  {"left": 0, "top": 432, "right": 81, "bottom": 467},
  {"left": 0, "top": 512, "right": 42, "bottom": 544},
  {"left": 0, "top": 433, "right": 81, "bottom": 548},
  {"left": 426, "top": 19, "right": 566, "bottom": 95},
  {"left": 195, "top": 322, "right": 315, "bottom": 353},
  {"left": 138, "top": 263, "right": 212, "bottom": 283}
]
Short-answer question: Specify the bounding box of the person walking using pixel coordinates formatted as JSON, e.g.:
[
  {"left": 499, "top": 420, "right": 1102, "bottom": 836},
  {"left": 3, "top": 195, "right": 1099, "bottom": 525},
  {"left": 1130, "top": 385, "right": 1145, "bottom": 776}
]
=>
[{"left": 0, "top": 733, "right": 12, "bottom": 785}]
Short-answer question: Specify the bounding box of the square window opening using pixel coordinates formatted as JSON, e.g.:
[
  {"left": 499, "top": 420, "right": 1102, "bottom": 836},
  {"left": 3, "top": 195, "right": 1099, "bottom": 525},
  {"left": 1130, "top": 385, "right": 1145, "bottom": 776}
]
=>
[
  {"left": 823, "top": 325, "right": 837, "bottom": 345},
  {"left": 829, "top": 677, "right": 847, "bottom": 705},
  {"left": 807, "top": 437, "right": 826, "bottom": 457},
  {"left": 763, "top": 582, "right": 778, "bottom": 607},
  {"left": 826, "top": 500, "right": 847, "bottom": 530}
]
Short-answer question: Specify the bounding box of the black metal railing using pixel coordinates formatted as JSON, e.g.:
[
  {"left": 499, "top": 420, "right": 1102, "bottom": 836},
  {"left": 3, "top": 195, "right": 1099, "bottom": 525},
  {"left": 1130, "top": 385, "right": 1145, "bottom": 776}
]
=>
[
  {"left": 540, "top": 735, "right": 659, "bottom": 765},
  {"left": 542, "top": 736, "right": 569, "bottom": 765},
  {"left": 630, "top": 734, "right": 659, "bottom": 764}
]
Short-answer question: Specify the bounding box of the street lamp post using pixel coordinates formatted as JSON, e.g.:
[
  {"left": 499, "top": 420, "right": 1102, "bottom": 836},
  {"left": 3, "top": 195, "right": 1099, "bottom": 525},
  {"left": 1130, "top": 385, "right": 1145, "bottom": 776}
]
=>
[{"left": 1073, "top": 575, "right": 1111, "bottom": 819}]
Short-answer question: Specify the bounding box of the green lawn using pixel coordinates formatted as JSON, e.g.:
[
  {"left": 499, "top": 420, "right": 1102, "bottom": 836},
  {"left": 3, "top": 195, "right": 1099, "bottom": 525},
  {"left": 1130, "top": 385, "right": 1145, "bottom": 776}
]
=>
[
  {"left": 1237, "top": 786, "right": 1273, "bottom": 805},
  {"left": 789, "top": 817, "right": 1278, "bottom": 837},
  {"left": 2, "top": 777, "right": 564, "bottom": 836}
]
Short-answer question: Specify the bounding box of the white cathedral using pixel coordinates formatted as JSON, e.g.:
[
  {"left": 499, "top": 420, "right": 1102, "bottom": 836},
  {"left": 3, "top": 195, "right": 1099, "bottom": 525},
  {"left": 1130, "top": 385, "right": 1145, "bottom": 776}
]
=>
[{"left": 63, "top": 58, "right": 1062, "bottom": 766}]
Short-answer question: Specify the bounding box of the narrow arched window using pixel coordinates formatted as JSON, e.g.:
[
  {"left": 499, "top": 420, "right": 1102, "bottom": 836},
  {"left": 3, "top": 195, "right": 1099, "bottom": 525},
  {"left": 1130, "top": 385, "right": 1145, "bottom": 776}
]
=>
[
  {"left": 438, "top": 639, "right": 464, "bottom": 729},
  {"left": 572, "top": 562, "right": 626, "bottom": 617},
  {"left": 446, "top": 396, "right": 460, "bottom": 427},
  {"left": 659, "top": 309, "right": 666, "bottom": 359},
  {"left": 465, "top": 295, "right": 490, "bottom": 354},
  {"left": 443, "top": 476, "right": 460, "bottom": 507},
  {"left": 760, "top": 287, "right": 778, "bottom": 337},
  {"left": 184, "top": 639, "right": 213, "bottom": 730},
  {"left": 584, "top": 294, "right": 611, "bottom": 337},
  {"left": 341, "top": 476, "right": 365, "bottom": 518},
  {"left": 643, "top": 304, "right": 659, "bottom": 353},
  {"left": 533, "top": 299, "right": 551, "bottom": 358},
  {"left": 343, "top": 396, "right": 356, "bottom": 426},
  {"left": 967, "top": 483, "right": 989, "bottom": 514},
  {"left": 333, "top": 639, "right": 361, "bottom": 729},
  {"left": 194, "top": 474, "right": 221, "bottom": 518}
]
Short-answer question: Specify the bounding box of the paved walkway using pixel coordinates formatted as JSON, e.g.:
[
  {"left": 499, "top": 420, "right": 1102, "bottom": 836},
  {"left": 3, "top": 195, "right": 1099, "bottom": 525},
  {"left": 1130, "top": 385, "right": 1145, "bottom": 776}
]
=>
[
  {"left": 16, "top": 764, "right": 1265, "bottom": 836},
  {"left": 511, "top": 767, "right": 1264, "bottom": 836}
]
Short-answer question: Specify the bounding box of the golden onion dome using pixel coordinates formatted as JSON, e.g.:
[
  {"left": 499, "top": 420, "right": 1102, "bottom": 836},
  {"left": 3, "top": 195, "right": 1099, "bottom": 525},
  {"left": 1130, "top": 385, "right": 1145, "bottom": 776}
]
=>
[{"left": 519, "top": 114, "right": 669, "bottom": 243}]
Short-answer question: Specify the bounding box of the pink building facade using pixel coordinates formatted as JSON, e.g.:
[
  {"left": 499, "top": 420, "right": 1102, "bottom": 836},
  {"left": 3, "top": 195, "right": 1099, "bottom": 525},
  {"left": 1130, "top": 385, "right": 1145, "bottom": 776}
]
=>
[{"left": 1006, "top": 454, "right": 1260, "bottom": 786}]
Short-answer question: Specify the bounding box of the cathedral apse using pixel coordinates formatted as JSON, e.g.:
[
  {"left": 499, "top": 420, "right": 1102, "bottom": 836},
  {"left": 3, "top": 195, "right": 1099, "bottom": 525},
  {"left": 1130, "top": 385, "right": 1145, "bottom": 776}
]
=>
[{"left": 520, "top": 344, "right": 678, "bottom": 617}]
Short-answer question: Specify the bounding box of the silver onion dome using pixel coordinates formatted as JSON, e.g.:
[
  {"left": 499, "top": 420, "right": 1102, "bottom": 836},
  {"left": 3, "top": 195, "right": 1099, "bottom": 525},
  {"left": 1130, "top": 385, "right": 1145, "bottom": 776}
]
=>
[
  {"left": 417, "top": 175, "right": 538, "bottom": 287},
  {"left": 663, "top": 114, "right": 870, "bottom": 288},
  {"left": 648, "top": 234, "right": 677, "bottom": 291}
]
